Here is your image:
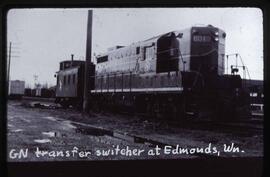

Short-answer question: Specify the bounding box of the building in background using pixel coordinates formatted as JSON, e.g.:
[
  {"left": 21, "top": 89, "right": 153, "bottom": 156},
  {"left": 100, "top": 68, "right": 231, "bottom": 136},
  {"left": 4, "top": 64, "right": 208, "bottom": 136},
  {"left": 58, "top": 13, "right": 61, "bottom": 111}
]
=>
[{"left": 8, "top": 80, "right": 25, "bottom": 99}]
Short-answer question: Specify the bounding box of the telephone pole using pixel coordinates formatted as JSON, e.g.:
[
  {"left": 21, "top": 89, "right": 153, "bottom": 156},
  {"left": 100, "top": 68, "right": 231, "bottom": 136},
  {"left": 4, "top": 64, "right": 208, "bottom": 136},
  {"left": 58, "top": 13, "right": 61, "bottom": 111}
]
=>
[
  {"left": 7, "top": 42, "right": 12, "bottom": 92},
  {"left": 83, "top": 10, "right": 93, "bottom": 112}
]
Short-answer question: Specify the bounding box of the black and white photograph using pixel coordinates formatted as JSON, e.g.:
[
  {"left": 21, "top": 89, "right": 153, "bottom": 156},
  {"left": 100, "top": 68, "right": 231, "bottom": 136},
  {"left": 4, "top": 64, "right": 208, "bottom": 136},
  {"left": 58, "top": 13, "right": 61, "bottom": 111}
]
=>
[{"left": 6, "top": 8, "right": 263, "bottom": 163}]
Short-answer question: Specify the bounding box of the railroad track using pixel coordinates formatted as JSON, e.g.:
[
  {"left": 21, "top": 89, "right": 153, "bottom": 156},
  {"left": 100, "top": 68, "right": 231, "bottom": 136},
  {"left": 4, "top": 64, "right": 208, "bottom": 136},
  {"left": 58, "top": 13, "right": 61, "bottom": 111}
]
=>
[
  {"left": 19, "top": 99, "right": 263, "bottom": 136},
  {"left": 16, "top": 100, "right": 262, "bottom": 159},
  {"left": 211, "top": 122, "right": 263, "bottom": 136},
  {"left": 70, "top": 120, "right": 219, "bottom": 159},
  {"left": 22, "top": 96, "right": 55, "bottom": 102}
]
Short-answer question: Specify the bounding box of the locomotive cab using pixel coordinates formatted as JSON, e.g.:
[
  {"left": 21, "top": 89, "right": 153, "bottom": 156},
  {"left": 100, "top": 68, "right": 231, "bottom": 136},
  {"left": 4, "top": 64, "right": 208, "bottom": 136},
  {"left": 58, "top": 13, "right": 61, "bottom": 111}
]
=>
[
  {"left": 156, "top": 32, "right": 182, "bottom": 73},
  {"left": 182, "top": 26, "right": 227, "bottom": 90},
  {"left": 190, "top": 26, "right": 225, "bottom": 77}
]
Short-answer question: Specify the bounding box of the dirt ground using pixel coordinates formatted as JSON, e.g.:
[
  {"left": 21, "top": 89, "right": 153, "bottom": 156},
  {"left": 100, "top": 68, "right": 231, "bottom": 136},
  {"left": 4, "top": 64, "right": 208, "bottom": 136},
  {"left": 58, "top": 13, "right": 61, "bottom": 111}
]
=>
[{"left": 7, "top": 100, "right": 263, "bottom": 162}]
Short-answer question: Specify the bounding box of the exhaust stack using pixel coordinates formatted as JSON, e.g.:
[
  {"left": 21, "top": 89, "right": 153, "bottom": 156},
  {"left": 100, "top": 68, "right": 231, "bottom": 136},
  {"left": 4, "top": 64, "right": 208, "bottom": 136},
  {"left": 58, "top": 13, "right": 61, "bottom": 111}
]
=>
[{"left": 71, "top": 54, "right": 74, "bottom": 66}]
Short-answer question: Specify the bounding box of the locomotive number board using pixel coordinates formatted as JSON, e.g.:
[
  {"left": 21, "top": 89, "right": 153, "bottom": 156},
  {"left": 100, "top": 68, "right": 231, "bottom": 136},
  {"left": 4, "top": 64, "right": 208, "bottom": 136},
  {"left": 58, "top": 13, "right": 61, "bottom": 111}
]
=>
[{"left": 193, "top": 35, "right": 211, "bottom": 42}]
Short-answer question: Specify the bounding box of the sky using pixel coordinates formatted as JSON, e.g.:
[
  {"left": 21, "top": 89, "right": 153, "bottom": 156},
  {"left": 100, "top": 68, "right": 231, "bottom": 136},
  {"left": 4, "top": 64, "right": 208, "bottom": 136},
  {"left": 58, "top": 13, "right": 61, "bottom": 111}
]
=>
[{"left": 7, "top": 8, "right": 263, "bottom": 88}]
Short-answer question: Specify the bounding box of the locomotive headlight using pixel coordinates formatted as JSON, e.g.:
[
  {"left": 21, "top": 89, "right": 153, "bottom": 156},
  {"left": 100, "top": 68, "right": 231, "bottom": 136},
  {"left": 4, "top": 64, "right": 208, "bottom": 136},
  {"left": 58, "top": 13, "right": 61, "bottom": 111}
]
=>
[
  {"left": 214, "top": 31, "right": 219, "bottom": 36},
  {"left": 214, "top": 37, "right": 219, "bottom": 41}
]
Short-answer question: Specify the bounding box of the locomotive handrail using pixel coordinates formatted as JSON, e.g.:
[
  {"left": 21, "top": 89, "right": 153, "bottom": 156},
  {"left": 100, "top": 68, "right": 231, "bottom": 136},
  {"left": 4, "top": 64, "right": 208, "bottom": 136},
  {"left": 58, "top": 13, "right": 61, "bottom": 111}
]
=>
[
  {"left": 156, "top": 48, "right": 179, "bottom": 55},
  {"left": 177, "top": 49, "right": 217, "bottom": 59},
  {"left": 183, "top": 62, "right": 205, "bottom": 90},
  {"left": 189, "top": 48, "right": 218, "bottom": 57},
  {"left": 155, "top": 47, "right": 218, "bottom": 58},
  {"left": 178, "top": 46, "right": 185, "bottom": 71},
  {"left": 190, "top": 69, "right": 205, "bottom": 89}
]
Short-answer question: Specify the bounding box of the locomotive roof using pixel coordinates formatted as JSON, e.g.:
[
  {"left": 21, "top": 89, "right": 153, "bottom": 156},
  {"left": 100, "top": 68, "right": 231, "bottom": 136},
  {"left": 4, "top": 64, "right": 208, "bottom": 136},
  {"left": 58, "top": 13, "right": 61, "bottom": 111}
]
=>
[
  {"left": 96, "top": 25, "right": 223, "bottom": 57},
  {"left": 96, "top": 30, "right": 185, "bottom": 57},
  {"left": 143, "top": 30, "right": 185, "bottom": 42},
  {"left": 143, "top": 25, "right": 222, "bottom": 42},
  {"left": 60, "top": 60, "right": 85, "bottom": 63},
  {"left": 56, "top": 65, "right": 81, "bottom": 73}
]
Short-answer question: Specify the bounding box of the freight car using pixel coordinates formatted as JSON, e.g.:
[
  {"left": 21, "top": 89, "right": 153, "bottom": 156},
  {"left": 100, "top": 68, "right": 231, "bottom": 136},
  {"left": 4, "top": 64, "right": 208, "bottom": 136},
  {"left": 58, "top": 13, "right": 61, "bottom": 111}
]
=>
[
  {"left": 56, "top": 25, "right": 250, "bottom": 121},
  {"left": 24, "top": 88, "right": 32, "bottom": 97},
  {"left": 24, "top": 87, "right": 55, "bottom": 98}
]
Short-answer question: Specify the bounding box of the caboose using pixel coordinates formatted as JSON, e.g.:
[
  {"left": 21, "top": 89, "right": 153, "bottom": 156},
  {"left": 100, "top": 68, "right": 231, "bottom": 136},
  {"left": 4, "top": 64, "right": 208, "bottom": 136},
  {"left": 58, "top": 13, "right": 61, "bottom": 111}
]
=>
[{"left": 55, "top": 56, "right": 85, "bottom": 108}]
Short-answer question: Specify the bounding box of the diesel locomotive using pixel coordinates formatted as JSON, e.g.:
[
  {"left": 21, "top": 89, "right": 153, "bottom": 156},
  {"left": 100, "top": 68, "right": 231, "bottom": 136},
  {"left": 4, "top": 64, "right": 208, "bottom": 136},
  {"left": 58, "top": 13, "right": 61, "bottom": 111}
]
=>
[{"left": 55, "top": 25, "right": 250, "bottom": 121}]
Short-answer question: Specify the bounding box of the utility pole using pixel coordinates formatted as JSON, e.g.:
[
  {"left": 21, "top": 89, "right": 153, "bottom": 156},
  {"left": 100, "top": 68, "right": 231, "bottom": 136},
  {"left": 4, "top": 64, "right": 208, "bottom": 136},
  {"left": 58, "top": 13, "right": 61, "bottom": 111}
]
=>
[
  {"left": 83, "top": 10, "right": 93, "bottom": 112},
  {"left": 7, "top": 42, "right": 12, "bottom": 93}
]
